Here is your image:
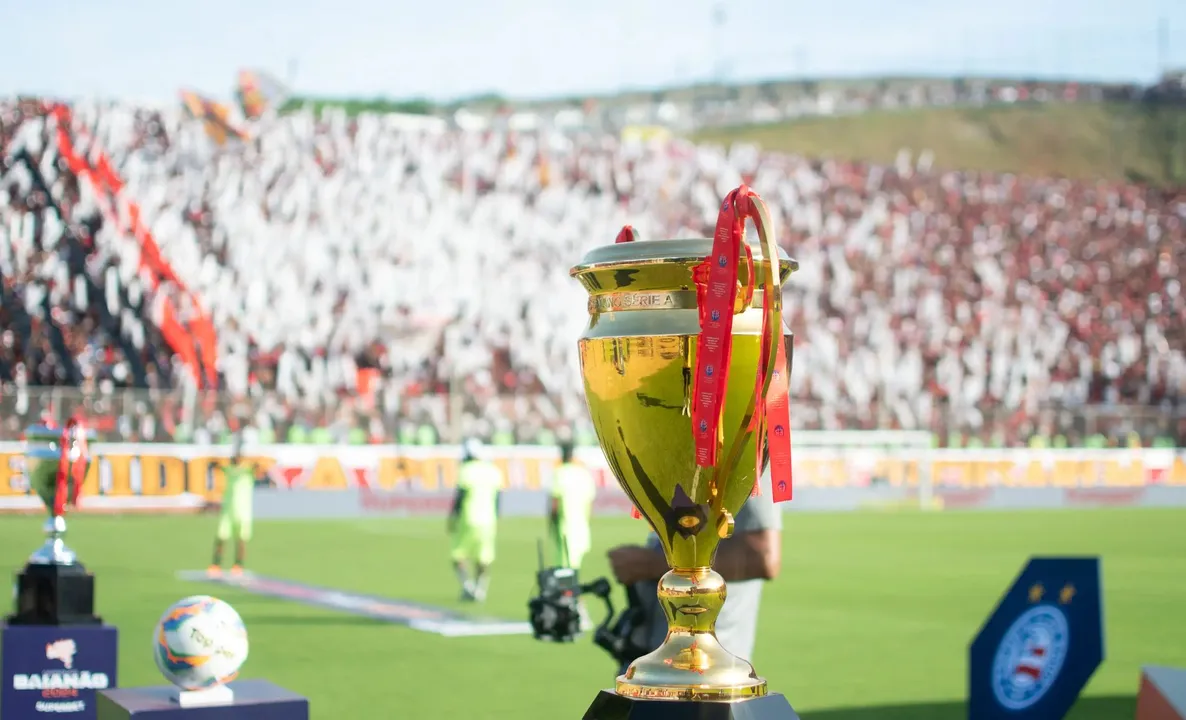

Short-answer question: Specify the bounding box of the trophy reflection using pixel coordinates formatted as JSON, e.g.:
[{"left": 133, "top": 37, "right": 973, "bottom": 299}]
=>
[
  {"left": 9, "top": 417, "right": 102, "bottom": 625},
  {"left": 572, "top": 187, "right": 800, "bottom": 718}
]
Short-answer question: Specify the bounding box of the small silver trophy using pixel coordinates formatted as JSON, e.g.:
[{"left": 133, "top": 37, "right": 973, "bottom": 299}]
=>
[
  {"left": 23, "top": 422, "right": 93, "bottom": 565},
  {"left": 9, "top": 419, "right": 102, "bottom": 625}
]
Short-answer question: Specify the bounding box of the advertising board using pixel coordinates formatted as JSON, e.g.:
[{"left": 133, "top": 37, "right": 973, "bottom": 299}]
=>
[{"left": 0, "top": 443, "right": 1182, "bottom": 514}]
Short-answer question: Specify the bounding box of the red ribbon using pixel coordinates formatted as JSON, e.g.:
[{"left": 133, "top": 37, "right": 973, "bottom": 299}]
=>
[
  {"left": 744, "top": 258, "right": 792, "bottom": 496},
  {"left": 693, "top": 186, "right": 794, "bottom": 503},
  {"left": 72, "top": 421, "right": 88, "bottom": 506},
  {"left": 765, "top": 335, "right": 794, "bottom": 502},
  {"left": 691, "top": 189, "right": 747, "bottom": 469},
  {"left": 54, "top": 417, "right": 89, "bottom": 516}
]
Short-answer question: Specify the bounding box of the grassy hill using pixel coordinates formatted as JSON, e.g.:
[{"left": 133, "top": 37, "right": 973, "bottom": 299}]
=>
[{"left": 692, "top": 102, "right": 1186, "bottom": 186}]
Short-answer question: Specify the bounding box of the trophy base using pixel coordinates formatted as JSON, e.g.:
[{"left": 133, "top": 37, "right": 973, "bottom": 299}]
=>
[
  {"left": 8, "top": 561, "right": 102, "bottom": 626},
  {"left": 617, "top": 626, "right": 766, "bottom": 701},
  {"left": 584, "top": 690, "right": 800, "bottom": 719}
]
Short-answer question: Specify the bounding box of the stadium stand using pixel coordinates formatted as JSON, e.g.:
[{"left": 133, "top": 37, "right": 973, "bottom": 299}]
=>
[{"left": 1, "top": 96, "right": 1184, "bottom": 447}]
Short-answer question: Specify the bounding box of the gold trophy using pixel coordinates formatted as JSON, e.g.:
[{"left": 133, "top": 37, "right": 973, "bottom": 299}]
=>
[{"left": 572, "top": 187, "right": 799, "bottom": 719}]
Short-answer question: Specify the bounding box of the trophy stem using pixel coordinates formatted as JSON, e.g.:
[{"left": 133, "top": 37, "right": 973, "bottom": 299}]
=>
[
  {"left": 615, "top": 566, "right": 767, "bottom": 701},
  {"left": 29, "top": 514, "right": 78, "bottom": 566}
]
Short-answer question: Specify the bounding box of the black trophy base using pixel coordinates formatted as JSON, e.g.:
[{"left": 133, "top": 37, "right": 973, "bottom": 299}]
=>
[
  {"left": 8, "top": 562, "right": 102, "bottom": 626},
  {"left": 584, "top": 691, "right": 801, "bottom": 720}
]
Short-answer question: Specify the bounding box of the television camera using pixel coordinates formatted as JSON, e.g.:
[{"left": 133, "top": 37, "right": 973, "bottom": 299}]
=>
[{"left": 527, "top": 541, "right": 649, "bottom": 666}]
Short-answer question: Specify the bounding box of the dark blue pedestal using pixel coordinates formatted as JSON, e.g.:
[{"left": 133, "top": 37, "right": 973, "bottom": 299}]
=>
[
  {"left": 96, "top": 680, "right": 309, "bottom": 719},
  {"left": 1, "top": 623, "right": 119, "bottom": 720}
]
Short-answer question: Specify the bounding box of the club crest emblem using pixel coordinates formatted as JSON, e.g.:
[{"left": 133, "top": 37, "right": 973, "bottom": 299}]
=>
[{"left": 991, "top": 605, "right": 1070, "bottom": 710}]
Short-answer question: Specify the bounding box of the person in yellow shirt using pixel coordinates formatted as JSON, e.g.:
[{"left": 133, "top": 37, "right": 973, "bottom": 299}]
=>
[
  {"left": 449, "top": 439, "right": 505, "bottom": 602},
  {"left": 208, "top": 442, "right": 265, "bottom": 577},
  {"left": 549, "top": 442, "right": 596, "bottom": 570}
]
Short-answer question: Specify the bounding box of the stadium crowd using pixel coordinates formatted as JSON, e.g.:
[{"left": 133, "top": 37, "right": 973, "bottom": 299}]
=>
[
  {"left": 1, "top": 98, "right": 1184, "bottom": 448},
  {"left": 1, "top": 101, "right": 176, "bottom": 389}
]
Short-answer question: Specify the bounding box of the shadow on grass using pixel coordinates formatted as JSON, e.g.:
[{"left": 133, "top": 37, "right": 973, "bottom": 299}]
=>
[{"left": 802, "top": 695, "right": 1134, "bottom": 720}]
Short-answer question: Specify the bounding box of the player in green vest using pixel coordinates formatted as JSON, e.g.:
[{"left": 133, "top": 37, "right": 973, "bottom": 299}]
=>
[
  {"left": 549, "top": 442, "right": 596, "bottom": 570},
  {"left": 310, "top": 426, "right": 333, "bottom": 444},
  {"left": 417, "top": 423, "right": 438, "bottom": 446},
  {"left": 398, "top": 422, "right": 417, "bottom": 445},
  {"left": 448, "top": 439, "right": 505, "bottom": 602},
  {"left": 1028, "top": 434, "right": 1050, "bottom": 449},
  {"left": 286, "top": 424, "right": 308, "bottom": 444},
  {"left": 575, "top": 426, "right": 598, "bottom": 447},
  {"left": 208, "top": 442, "right": 265, "bottom": 577},
  {"left": 491, "top": 427, "right": 515, "bottom": 446}
]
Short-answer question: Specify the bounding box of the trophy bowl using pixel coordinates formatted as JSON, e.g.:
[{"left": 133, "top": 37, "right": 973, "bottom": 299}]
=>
[{"left": 571, "top": 235, "right": 796, "bottom": 701}]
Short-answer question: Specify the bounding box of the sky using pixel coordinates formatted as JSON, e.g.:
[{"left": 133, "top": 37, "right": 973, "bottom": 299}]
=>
[{"left": 2, "top": 0, "right": 1185, "bottom": 104}]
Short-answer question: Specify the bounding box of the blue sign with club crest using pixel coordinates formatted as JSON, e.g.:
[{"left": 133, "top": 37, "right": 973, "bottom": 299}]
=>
[{"left": 969, "top": 557, "right": 1104, "bottom": 720}]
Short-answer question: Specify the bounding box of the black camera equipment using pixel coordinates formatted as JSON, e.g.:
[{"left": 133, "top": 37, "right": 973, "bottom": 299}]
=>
[{"left": 527, "top": 541, "right": 650, "bottom": 666}]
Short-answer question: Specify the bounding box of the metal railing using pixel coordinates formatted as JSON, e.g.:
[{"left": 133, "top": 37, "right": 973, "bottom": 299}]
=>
[{"left": 1, "top": 385, "right": 1181, "bottom": 447}]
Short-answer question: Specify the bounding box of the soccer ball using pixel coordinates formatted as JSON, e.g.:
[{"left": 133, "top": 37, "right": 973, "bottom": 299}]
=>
[{"left": 153, "top": 595, "right": 249, "bottom": 690}]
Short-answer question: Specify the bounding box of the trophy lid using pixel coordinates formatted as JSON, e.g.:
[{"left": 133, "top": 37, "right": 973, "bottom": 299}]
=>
[
  {"left": 570, "top": 238, "right": 797, "bottom": 292},
  {"left": 23, "top": 424, "right": 96, "bottom": 444},
  {"left": 24, "top": 425, "right": 61, "bottom": 441}
]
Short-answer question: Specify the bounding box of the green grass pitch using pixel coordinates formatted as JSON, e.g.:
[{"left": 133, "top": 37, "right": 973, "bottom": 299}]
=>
[{"left": 3, "top": 509, "right": 1184, "bottom": 718}]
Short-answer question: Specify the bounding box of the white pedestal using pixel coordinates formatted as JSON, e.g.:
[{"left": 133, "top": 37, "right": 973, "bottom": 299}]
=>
[{"left": 176, "top": 684, "right": 234, "bottom": 708}]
